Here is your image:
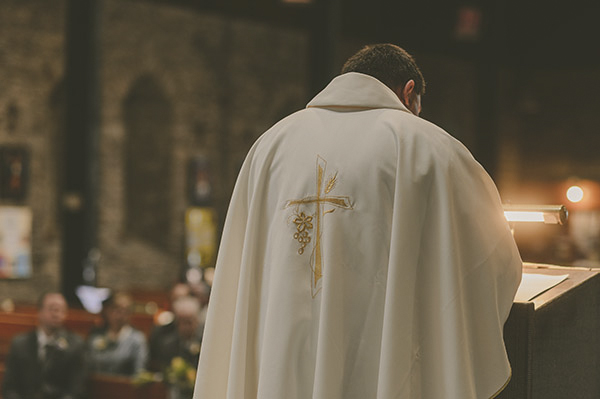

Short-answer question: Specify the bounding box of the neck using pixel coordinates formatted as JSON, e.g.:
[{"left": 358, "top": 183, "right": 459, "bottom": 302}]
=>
[{"left": 40, "top": 325, "right": 59, "bottom": 337}]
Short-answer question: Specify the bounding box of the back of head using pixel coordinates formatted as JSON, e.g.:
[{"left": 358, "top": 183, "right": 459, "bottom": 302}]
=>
[
  {"left": 101, "top": 291, "right": 133, "bottom": 330},
  {"left": 341, "top": 43, "right": 426, "bottom": 95},
  {"left": 102, "top": 291, "right": 133, "bottom": 311}
]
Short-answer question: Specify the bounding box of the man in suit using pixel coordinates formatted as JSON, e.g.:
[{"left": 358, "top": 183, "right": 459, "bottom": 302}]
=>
[{"left": 2, "top": 292, "right": 87, "bottom": 399}]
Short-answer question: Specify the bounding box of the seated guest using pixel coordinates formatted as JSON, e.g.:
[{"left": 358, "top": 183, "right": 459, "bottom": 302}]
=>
[
  {"left": 154, "top": 282, "right": 192, "bottom": 326},
  {"left": 87, "top": 291, "right": 148, "bottom": 376},
  {"left": 148, "top": 282, "right": 191, "bottom": 366},
  {"left": 148, "top": 296, "right": 204, "bottom": 371},
  {"left": 2, "top": 292, "right": 87, "bottom": 399}
]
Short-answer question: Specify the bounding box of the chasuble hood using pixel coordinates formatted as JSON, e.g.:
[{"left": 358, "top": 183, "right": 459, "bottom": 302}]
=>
[{"left": 194, "top": 72, "right": 522, "bottom": 399}]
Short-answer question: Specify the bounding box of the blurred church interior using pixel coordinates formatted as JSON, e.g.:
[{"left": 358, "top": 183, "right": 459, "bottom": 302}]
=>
[{"left": 1, "top": 0, "right": 600, "bottom": 396}]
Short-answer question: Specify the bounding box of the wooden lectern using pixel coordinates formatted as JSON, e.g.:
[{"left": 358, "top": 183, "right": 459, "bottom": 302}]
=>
[{"left": 499, "top": 264, "right": 600, "bottom": 398}]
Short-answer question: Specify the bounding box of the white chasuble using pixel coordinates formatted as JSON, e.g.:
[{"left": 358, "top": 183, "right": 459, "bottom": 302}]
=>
[{"left": 194, "top": 72, "right": 522, "bottom": 399}]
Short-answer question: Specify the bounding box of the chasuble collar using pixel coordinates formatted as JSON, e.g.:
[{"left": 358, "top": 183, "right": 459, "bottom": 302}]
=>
[{"left": 306, "top": 72, "right": 412, "bottom": 113}]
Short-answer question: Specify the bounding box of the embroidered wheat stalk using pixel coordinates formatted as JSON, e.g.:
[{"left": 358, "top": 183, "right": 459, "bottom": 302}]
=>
[{"left": 324, "top": 173, "right": 337, "bottom": 194}]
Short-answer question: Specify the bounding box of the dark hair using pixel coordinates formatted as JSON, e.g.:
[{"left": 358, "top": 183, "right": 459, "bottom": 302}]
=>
[
  {"left": 341, "top": 43, "right": 426, "bottom": 95},
  {"left": 102, "top": 291, "right": 133, "bottom": 310}
]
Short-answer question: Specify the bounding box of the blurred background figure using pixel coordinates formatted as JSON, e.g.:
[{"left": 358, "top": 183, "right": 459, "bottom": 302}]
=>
[
  {"left": 171, "top": 282, "right": 193, "bottom": 303},
  {"left": 149, "top": 282, "right": 191, "bottom": 370},
  {"left": 189, "top": 280, "right": 210, "bottom": 324},
  {"left": 152, "top": 282, "right": 193, "bottom": 336},
  {"left": 87, "top": 291, "right": 148, "bottom": 377},
  {"left": 149, "top": 295, "right": 204, "bottom": 372},
  {"left": 2, "top": 292, "right": 87, "bottom": 399}
]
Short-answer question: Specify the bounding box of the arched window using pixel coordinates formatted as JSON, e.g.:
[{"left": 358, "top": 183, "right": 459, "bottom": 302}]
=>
[{"left": 123, "top": 75, "right": 173, "bottom": 251}]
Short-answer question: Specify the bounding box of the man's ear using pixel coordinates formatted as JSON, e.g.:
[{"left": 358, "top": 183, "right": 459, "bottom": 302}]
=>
[
  {"left": 400, "top": 79, "right": 415, "bottom": 104},
  {"left": 394, "top": 80, "right": 421, "bottom": 115},
  {"left": 395, "top": 80, "right": 415, "bottom": 106}
]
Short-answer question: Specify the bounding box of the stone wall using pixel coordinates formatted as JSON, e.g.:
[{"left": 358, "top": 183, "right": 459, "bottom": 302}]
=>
[
  {"left": 0, "top": 0, "right": 309, "bottom": 301},
  {"left": 0, "top": 0, "right": 66, "bottom": 302},
  {"left": 97, "top": 0, "right": 309, "bottom": 291}
]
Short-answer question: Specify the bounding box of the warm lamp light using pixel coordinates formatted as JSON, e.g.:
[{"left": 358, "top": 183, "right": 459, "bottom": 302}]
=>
[
  {"left": 503, "top": 204, "right": 568, "bottom": 225},
  {"left": 503, "top": 211, "right": 545, "bottom": 223},
  {"left": 566, "top": 186, "right": 584, "bottom": 203}
]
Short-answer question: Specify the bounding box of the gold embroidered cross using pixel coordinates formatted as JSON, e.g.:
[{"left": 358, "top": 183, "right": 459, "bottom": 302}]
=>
[{"left": 285, "top": 156, "right": 353, "bottom": 296}]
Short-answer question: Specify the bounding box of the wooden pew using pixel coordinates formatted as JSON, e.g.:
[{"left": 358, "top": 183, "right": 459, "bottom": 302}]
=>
[
  {"left": 7, "top": 304, "right": 155, "bottom": 338},
  {"left": 0, "top": 368, "right": 168, "bottom": 399},
  {"left": 89, "top": 374, "right": 167, "bottom": 399},
  {"left": 0, "top": 363, "right": 5, "bottom": 398},
  {"left": 10, "top": 305, "right": 103, "bottom": 336},
  {"left": 129, "top": 289, "right": 171, "bottom": 313}
]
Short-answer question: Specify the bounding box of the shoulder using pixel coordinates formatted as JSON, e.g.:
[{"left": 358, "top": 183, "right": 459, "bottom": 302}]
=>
[
  {"left": 374, "top": 109, "right": 474, "bottom": 166},
  {"left": 249, "top": 108, "right": 314, "bottom": 151},
  {"left": 386, "top": 110, "right": 463, "bottom": 146},
  {"left": 129, "top": 327, "right": 148, "bottom": 343},
  {"left": 129, "top": 325, "right": 145, "bottom": 336},
  {"left": 10, "top": 330, "right": 36, "bottom": 348}
]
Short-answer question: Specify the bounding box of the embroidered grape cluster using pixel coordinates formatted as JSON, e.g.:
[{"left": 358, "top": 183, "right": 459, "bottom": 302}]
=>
[
  {"left": 293, "top": 212, "right": 313, "bottom": 254},
  {"left": 294, "top": 231, "right": 311, "bottom": 254}
]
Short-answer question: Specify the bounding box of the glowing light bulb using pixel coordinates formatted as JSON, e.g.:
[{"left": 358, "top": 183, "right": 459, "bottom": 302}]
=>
[{"left": 566, "top": 185, "right": 584, "bottom": 203}]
